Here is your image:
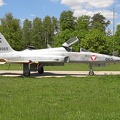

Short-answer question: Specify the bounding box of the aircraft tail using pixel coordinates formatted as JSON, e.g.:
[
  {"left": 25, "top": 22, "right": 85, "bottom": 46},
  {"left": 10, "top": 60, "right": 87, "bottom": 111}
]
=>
[{"left": 0, "top": 33, "right": 14, "bottom": 53}]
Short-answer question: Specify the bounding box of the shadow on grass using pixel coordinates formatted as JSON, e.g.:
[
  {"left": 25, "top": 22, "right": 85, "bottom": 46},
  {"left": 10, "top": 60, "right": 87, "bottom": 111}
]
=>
[{"left": 0, "top": 71, "right": 88, "bottom": 77}]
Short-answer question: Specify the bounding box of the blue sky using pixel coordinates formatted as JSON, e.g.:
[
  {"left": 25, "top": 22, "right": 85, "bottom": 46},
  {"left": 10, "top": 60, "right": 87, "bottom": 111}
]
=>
[
  {"left": 0, "top": 0, "right": 69, "bottom": 20},
  {"left": 0, "top": 0, "right": 120, "bottom": 32}
]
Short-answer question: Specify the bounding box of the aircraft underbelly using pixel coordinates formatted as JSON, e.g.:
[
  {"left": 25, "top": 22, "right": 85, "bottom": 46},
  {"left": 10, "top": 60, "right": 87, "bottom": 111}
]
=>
[{"left": 4, "top": 53, "right": 67, "bottom": 63}]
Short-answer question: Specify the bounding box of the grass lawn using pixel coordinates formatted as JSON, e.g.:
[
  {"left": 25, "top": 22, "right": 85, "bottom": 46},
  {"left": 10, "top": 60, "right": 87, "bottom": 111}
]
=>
[
  {"left": 45, "top": 63, "right": 120, "bottom": 71},
  {"left": 0, "top": 63, "right": 120, "bottom": 71},
  {"left": 0, "top": 76, "right": 120, "bottom": 120}
]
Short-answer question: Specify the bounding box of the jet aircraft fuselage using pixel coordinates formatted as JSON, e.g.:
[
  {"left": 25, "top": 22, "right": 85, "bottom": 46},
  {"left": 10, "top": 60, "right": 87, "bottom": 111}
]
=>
[{"left": 0, "top": 32, "right": 120, "bottom": 76}]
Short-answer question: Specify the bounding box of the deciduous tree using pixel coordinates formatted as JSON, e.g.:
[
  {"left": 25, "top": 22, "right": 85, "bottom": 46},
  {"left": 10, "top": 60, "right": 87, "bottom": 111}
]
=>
[
  {"left": 60, "top": 11, "right": 76, "bottom": 31},
  {"left": 0, "top": 13, "right": 22, "bottom": 50},
  {"left": 91, "top": 13, "right": 110, "bottom": 32}
]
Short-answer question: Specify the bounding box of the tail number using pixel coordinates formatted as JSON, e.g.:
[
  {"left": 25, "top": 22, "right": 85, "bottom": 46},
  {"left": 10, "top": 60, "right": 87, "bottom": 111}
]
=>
[
  {"left": 0, "top": 47, "right": 8, "bottom": 51},
  {"left": 105, "top": 58, "right": 113, "bottom": 61}
]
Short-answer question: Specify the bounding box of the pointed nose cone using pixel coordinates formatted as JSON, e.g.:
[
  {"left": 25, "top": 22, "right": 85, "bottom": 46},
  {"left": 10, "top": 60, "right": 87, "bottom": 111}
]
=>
[{"left": 113, "top": 56, "right": 120, "bottom": 62}]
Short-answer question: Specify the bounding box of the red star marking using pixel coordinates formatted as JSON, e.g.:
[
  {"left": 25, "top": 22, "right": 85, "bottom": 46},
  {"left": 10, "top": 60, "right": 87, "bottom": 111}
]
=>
[{"left": 91, "top": 55, "right": 97, "bottom": 61}]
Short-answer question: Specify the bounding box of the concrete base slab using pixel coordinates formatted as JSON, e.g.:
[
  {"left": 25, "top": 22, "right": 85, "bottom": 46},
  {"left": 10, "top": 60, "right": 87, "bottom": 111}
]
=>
[{"left": 0, "top": 70, "right": 120, "bottom": 77}]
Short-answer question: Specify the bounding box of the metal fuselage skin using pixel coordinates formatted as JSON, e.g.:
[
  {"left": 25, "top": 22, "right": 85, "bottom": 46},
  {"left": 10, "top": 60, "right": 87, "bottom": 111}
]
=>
[
  {"left": 1, "top": 47, "right": 120, "bottom": 65},
  {"left": 0, "top": 32, "right": 120, "bottom": 76}
]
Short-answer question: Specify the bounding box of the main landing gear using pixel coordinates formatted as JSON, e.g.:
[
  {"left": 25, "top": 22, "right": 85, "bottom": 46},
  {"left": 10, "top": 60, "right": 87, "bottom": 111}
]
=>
[
  {"left": 38, "top": 64, "right": 44, "bottom": 74},
  {"left": 89, "top": 64, "right": 94, "bottom": 76},
  {"left": 23, "top": 63, "right": 44, "bottom": 77},
  {"left": 23, "top": 63, "right": 30, "bottom": 77}
]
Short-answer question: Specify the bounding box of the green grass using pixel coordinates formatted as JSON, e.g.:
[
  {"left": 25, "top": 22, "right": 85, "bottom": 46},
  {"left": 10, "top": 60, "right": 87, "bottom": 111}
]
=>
[
  {"left": 0, "top": 76, "right": 120, "bottom": 120},
  {"left": 45, "top": 63, "right": 120, "bottom": 71},
  {"left": 0, "top": 63, "right": 120, "bottom": 71}
]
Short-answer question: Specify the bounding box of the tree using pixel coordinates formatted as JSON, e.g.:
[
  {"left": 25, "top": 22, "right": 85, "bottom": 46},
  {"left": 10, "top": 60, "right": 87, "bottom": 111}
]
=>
[
  {"left": 60, "top": 10, "right": 76, "bottom": 31},
  {"left": 51, "top": 16, "right": 59, "bottom": 34},
  {"left": 22, "top": 19, "right": 32, "bottom": 48},
  {"left": 76, "top": 15, "right": 90, "bottom": 31},
  {"left": 81, "top": 29, "right": 110, "bottom": 54},
  {"left": 42, "top": 16, "right": 53, "bottom": 47},
  {"left": 0, "top": 13, "right": 22, "bottom": 50},
  {"left": 91, "top": 13, "right": 110, "bottom": 32},
  {"left": 0, "top": 11, "right": 114, "bottom": 53},
  {"left": 51, "top": 16, "right": 59, "bottom": 47},
  {"left": 114, "top": 24, "right": 120, "bottom": 55},
  {"left": 75, "top": 15, "right": 91, "bottom": 41},
  {"left": 55, "top": 29, "right": 73, "bottom": 47},
  {"left": 31, "top": 17, "right": 43, "bottom": 48}
]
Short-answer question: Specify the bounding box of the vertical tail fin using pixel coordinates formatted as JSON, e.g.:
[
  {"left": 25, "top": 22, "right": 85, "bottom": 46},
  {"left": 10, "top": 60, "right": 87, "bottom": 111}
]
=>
[{"left": 0, "top": 33, "right": 14, "bottom": 53}]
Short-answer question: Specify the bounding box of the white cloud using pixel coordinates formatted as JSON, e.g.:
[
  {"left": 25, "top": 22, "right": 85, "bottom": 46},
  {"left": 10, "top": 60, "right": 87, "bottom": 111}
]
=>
[
  {"left": 89, "top": 0, "right": 114, "bottom": 8},
  {"left": 61, "top": 0, "right": 114, "bottom": 8},
  {"left": 61, "top": 0, "right": 80, "bottom": 6},
  {"left": 74, "top": 9, "right": 116, "bottom": 19},
  {"left": 61, "top": 0, "right": 118, "bottom": 22},
  {"left": 73, "top": 9, "right": 95, "bottom": 17},
  {"left": 0, "top": 0, "right": 5, "bottom": 6},
  {"left": 103, "top": 10, "right": 118, "bottom": 19}
]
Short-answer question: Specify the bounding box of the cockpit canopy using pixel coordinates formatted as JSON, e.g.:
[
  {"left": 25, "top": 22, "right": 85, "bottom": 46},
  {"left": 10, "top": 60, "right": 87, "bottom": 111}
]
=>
[{"left": 62, "top": 36, "right": 79, "bottom": 48}]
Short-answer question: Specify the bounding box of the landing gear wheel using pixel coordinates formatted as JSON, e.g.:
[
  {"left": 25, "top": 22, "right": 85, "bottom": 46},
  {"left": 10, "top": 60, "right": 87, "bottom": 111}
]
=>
[
  {"left": 23, "top": 63, "right": 30, "bottom": 77},
  {"left": 89, "top": 71, "right": 94, "bottom": 76},
  {"left": 23, "top": 71, "right": 30, "bottom": 77},
  {"left": 89, "top": 64, "right": 94, "bottom": 76},
  {"left": 38, "top": 67, "right": 44, "bottom": 74}
]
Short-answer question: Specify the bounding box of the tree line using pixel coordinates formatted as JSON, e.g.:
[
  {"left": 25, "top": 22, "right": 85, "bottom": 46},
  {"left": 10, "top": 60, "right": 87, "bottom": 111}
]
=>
[{"left": 0, "top": 11, "right": 120, "bottom": 55}]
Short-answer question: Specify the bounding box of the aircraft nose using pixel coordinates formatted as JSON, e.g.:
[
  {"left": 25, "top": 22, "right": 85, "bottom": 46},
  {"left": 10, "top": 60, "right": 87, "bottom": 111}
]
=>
[{"left": 113, "top": 56, "right": 120, "bottom": 61}]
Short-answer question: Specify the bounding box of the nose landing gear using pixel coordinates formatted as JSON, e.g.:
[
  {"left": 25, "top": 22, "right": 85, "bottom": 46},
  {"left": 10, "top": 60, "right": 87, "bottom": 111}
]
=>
[{"left": 89, "top": 64, "right": 94, "bottom": 76}]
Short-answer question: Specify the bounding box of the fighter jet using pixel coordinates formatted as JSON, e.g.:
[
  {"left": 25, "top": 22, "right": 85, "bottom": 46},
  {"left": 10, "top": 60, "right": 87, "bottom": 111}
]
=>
[{"left": 0, "top": 32, "right": 120, "bottom": 76}]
